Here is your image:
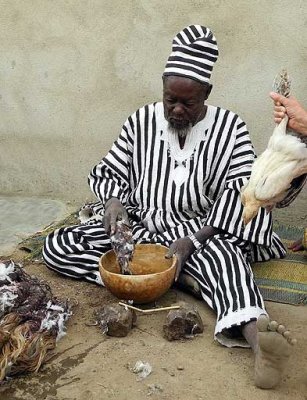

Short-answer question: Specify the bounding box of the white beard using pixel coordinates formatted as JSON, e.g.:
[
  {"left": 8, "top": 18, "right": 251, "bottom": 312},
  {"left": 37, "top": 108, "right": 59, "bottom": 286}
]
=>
[{"left": 168, "top": 122, "right": 192, "bottom": 138}]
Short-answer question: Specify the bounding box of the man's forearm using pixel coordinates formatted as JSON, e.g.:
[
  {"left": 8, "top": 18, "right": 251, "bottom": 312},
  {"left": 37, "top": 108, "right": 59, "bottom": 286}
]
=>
[{"left": 105, "top": 196, "right": 121, "bottom": 209}]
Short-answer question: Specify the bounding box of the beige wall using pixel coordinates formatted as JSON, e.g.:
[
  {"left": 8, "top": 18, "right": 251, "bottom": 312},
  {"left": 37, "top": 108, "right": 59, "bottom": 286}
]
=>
[{"left": 0, "top": 0, "right": 306, "bottom": 222}]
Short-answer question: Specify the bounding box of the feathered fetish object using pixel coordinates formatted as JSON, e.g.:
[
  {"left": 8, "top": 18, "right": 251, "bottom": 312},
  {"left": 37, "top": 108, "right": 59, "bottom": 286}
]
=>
[
  {"left": 241, "top": 70, "right": 307, "bottom": 225},
  {"left": 79, "top": 204, "right": 135, "bottom": 274},
  {"left": 0, "top": 260, "right": 71, "bottom": 382},
  {"left": 110, "top": 220, "right": 135, "bottom": 275}
]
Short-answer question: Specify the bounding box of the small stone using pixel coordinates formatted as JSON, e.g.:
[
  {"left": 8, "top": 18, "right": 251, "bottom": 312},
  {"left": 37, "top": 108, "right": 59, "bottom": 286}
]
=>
[
  {"left": 163, "top": 302, "right": 204, "bottom": 341},
  {"left": 177, "top": 365, "right": 184, "bottom": 370},
  {"left": 96, "top": 303, "right": 137, "bottom": 337}
]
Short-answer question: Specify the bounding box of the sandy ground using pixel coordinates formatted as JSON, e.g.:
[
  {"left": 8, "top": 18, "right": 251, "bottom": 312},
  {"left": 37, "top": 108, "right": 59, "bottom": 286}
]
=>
[{"left": 0, "top": 252, "right": 306, "bottom": 400}]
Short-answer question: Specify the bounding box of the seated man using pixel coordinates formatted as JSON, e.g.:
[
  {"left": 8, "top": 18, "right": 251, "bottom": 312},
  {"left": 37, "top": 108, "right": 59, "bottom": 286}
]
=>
[{"left": 43, "top": 25, "right": 297, "bottom": 389}]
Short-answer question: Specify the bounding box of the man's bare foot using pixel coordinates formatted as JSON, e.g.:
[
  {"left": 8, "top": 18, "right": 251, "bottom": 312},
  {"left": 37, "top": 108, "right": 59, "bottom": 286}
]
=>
[{"left": 254, "top": 314, "right": 296, "bottom": 389}]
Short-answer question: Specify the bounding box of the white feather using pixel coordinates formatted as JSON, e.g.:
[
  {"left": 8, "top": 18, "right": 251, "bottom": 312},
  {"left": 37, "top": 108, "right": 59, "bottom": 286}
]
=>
[
  {"left": 242, "top": 115, "right": 307, "bottom": 224},
  {"left": 0, "top": 288, "right": 18, "bottom": 313},
  {"left": 0, "top": 261, "right": 15, "bottom": 282}
]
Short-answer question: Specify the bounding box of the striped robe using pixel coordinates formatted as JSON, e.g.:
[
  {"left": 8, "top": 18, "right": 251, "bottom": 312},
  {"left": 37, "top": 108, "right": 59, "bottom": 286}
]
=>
[{"left": 43, "top": 102, "right": 286, "bottom": 347}]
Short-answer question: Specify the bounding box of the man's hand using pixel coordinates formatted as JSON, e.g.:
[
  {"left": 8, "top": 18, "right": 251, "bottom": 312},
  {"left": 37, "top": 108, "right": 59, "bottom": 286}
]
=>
[
  {"left": 269, "top": 92, "right": 307, "bottom": 136},
  {"left": 165, "top": 237, "right": 195, "bottom": 282},
  {"left": 104, "top": 198, "right": 129, "bottom": 235}
]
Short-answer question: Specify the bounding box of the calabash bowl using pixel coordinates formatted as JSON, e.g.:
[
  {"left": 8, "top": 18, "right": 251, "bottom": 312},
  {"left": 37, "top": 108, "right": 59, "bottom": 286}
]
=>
[{"left": 99, "top": 244, "right": 176, "bottom": 304}]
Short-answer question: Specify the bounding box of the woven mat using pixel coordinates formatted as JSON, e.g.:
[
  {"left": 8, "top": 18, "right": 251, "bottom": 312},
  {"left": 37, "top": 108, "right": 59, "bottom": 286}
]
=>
[
  {"left": 18, "top": 215, "right": 306, "bottom": 305},
  {"left": 19, "top": 212, "right": 79, "bottom": 260},
  {"left": 253, "top": 223, "right": 307, "bottom": 305}
]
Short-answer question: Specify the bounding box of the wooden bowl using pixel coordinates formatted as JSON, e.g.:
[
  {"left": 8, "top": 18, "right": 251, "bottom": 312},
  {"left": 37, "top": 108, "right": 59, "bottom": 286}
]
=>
[{"left": 99, "top": 244, "right": 176, "bottom": 304}]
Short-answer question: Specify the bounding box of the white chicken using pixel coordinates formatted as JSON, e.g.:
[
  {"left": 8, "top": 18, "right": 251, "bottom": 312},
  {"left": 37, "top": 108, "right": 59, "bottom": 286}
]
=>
[{"left": 241, "top": 71, "right": 307, "bottom": 225}]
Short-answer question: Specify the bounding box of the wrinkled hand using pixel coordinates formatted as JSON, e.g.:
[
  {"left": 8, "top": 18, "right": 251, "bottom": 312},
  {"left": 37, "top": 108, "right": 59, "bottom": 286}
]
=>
[
  {"left": 103, "top": 198, "right": 129, "bottom": 235},
  {"left": 165, "top": 237, "right": 195, "bottom": 282}
]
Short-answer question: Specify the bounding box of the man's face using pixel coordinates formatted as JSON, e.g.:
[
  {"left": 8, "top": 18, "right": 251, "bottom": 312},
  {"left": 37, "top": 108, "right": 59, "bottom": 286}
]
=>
[{"left": 163, "top": 76, "right": 210, "bottom": 135}]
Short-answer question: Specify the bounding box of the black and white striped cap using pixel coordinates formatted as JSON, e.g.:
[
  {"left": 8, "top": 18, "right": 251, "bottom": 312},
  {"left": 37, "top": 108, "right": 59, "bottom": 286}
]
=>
[{"left": 163, "top": 25, "right": 218, "bottom": 84}]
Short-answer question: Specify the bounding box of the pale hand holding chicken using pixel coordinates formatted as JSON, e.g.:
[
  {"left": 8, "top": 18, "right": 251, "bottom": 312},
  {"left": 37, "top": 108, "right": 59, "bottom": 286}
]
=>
[{"left": 241, "top": 71, "right": 307, "bottom": 225}]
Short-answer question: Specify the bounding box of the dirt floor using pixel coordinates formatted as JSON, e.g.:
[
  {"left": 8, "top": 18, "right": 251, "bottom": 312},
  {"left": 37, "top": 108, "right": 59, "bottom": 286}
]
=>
[{"left": 1, "top": 250, "right": 307, "bottom": 400}]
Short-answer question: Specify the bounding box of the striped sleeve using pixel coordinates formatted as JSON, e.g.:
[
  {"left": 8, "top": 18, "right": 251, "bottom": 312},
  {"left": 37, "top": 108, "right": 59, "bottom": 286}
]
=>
[
  {"left": 206, "top": 118, "right": 274, "bottom": 247},
  {"left": 88, "top": 117, "right": 134, "bottom": 206}
]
